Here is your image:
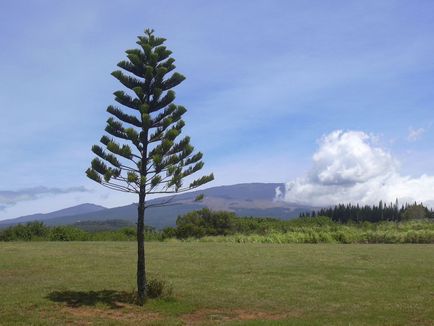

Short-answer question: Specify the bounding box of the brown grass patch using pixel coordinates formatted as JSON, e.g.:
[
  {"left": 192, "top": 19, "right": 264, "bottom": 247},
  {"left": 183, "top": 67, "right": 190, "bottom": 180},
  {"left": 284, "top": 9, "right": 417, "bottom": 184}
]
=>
[
  {"left": 62, "top": 306, "right": 162, "bottom": 324},
  {"left": 181, "top": 308, "right": 300, "bottom": 325}
]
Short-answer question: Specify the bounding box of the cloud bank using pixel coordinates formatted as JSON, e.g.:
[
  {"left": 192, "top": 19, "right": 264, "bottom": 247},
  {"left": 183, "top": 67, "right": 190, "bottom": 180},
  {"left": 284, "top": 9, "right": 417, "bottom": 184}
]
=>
[
  {"left": 277, "top": 130, "right": 434, "bottom": 207},
  {"left": 407, "top": 127, "right": 425, "bottom": 141},
  {"left": 0, "top": 186, "right": 89, "bottom": 210}
]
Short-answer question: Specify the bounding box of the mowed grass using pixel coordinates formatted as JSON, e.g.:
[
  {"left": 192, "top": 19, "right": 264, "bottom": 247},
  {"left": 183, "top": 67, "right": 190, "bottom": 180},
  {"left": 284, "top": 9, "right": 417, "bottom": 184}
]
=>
[{"left": 0, "top": 242, "right": 433, "bottom": 325}]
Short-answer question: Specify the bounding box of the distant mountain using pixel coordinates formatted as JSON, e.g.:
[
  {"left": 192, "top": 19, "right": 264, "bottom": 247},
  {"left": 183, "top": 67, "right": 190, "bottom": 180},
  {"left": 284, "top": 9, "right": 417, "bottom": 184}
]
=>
[
  {"left": 44, "top": 202, "right": 204, "bottom": 229},
  {"left": 0, "top": 203, "right": 107, "bottom": 227},
  {"left": 1, "top": 183, "right": 312, "bottom": 229}
]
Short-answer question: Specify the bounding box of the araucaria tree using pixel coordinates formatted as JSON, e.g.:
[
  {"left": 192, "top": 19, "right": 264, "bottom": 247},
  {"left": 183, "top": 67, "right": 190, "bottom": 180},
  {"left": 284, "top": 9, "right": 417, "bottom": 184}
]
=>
[{"left": 86, "top": 29, "right": 214, "bottom": 305}]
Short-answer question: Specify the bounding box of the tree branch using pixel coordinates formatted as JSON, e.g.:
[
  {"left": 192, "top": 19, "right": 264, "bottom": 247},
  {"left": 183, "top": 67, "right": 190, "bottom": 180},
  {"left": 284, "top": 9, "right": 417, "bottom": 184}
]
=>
[
  {"left": 144, "top": 195, "right": 178, "bottom": 209},
  {"left": 101, "top": 181, "right": 138, "bottom": 193}
]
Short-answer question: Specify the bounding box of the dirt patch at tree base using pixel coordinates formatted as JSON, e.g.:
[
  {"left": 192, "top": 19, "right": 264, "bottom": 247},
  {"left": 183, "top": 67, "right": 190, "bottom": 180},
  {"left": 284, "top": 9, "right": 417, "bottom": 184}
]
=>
[
  {"left": 62, "top": 305, "right": 162, "bottom": 324},
  {"left": 61, "top": 305, "right": 301, "bottom": 325},
  {"left": 181, "top": 308, "right": 301, "bottom": 325}
]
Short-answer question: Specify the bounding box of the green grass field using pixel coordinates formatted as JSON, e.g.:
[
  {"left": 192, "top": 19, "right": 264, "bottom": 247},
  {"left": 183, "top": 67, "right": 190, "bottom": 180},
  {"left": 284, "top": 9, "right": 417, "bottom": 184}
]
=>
[{"left": 0, "top": 242, "right": 433, "bottom": 325}]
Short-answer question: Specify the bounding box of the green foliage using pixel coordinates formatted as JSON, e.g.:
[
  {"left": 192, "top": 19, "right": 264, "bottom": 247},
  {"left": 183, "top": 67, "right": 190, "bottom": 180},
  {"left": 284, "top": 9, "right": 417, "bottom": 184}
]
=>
[
  {"left": 2, "top": 213, "right": 433, "bottom": 244},
  {"left": 401, "top": 203, "right": 430, "bottom": 220},
  {"left": 85, "top": 28, "right": 214, "bottom": 303},
  {"left": 163, "top": 210, "right": 434, "bottom": 244},
  {"left": 0, "top": 222, "right": 161, "bottom": 242},
  {"left": 0, "top": 222, "right": 48, "bottom": 241},
  {"left": 146, "top": 277, "right": 173, "bottom": 299},
  {"left": 191, "top": 219, "right": 434, "bottom": 244},
  {"left": 161, "top": 227, "right": 177, "bottom": 239},
  {"left": 304, "top": 201, "right": 434, "bottom": 222},
  {"left": 0, "top": 224, "right": 30, "bottom": 241},
  {"left": 48, "top": 226, "right": 89, "bottom": 241},
  {"left": 174, "top": 208, "right": 236, "bottom": 238},
  {"left": 0, "top": 222, "right": 90, "bottom": 241},
  {"left": 86, "top": 29, "right": 213, "bottom": 195}
]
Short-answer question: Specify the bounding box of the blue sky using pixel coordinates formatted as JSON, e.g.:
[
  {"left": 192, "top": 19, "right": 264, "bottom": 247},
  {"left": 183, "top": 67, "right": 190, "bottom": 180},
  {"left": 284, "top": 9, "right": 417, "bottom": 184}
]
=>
[{"left": 1, "top": 0, "right": 434, "bottom": 219}]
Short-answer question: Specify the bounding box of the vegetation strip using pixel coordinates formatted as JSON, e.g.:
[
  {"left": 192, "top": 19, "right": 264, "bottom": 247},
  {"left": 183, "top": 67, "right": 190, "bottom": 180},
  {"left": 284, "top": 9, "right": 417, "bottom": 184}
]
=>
[{"left": 1, "top": 209, "right": 433, "bottom": 243}]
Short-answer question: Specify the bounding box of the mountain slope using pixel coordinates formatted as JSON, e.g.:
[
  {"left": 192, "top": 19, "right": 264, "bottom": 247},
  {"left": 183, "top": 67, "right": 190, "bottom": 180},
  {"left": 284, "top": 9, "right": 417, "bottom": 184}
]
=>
[
  {"left": 1, "top": 183, "right": 311, "bottom": 229},
  {"left": 44, "top": 183, "right": 310, "bottom": 228},
  {"left": 0, "top": 203, "right": 107, "bottom": 227},
  {"left": 46, "top": 202, "right": 203, "bottom": 229}
]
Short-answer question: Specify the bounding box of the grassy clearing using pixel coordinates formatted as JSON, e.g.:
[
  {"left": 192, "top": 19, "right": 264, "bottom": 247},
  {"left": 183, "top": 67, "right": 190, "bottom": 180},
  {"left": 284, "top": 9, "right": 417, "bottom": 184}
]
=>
[{"left": 0, "top": 242, "right": 433, "bottom": 325}]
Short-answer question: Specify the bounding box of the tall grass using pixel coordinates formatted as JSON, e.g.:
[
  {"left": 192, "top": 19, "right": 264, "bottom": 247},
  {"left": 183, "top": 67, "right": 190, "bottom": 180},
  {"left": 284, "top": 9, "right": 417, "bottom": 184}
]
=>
[
  {"left": 2, "top": 218, "right": 433, "bottom": 243},
  {"left": 185, "top": 219, "right": 434, "bottom": 244}
]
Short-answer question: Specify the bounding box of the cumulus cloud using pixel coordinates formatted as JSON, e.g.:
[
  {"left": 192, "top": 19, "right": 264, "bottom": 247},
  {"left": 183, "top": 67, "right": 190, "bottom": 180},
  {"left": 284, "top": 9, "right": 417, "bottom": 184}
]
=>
[
  {"left": 407, "top": 127, "right": 425, "bottom": 141},
  {"left": 0, "top": 186, "right": 89, "bottom": 208},
  {"left": 276, "top": 130, "right": 434, "bottom": 207}
]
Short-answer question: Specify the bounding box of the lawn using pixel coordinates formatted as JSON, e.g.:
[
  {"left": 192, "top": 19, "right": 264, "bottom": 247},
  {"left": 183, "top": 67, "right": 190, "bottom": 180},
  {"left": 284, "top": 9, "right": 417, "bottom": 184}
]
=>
[{"left": 0, "top": 242, "right": 433, "bottom": 325}]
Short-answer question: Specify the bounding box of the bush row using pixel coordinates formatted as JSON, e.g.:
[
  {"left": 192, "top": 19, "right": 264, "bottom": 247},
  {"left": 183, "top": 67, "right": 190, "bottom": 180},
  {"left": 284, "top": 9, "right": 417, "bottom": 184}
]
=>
[
  {"left": 1, "top": 209, "right": 434, "bottom": 243},
  {"left": 0, "top": 222, "right": 162, "bottom": 242},
  {"left": 193, "top": 229, "right": 434, "bottom": 244},
  {"left": 164, "top": 209, "right": 434, "bottom": 243}
]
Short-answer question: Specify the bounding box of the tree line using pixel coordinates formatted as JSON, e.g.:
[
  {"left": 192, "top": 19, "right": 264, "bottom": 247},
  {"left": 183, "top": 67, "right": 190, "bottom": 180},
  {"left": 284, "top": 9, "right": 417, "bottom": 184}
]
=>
[{"left": 300, "top": 202, "right": 434, "bottom": 223}]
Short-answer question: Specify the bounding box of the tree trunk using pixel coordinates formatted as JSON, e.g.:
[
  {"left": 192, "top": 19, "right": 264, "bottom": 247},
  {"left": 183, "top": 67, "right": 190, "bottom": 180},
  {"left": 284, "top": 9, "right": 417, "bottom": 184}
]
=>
[{"left": 137, "top": 191, "right": 147, "bottom": 305}]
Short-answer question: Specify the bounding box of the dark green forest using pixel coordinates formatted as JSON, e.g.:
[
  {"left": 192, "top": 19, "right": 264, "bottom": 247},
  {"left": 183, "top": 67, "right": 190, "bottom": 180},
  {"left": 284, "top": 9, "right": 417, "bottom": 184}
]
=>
[{"left": 300, "top": 201, "right": 433, "bottom": 222}]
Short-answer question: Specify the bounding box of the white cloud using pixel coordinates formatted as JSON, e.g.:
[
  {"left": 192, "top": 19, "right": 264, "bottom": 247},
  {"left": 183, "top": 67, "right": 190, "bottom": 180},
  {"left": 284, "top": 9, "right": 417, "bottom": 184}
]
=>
[
  {"left": 407, "top": 127, "right": 425, "bottom": 141},
  {"left": 277, "top": 130, "right": 434, "bottom": 207},
  {"left": 0, "top": 186, "right": 89, "bottom": 207}
]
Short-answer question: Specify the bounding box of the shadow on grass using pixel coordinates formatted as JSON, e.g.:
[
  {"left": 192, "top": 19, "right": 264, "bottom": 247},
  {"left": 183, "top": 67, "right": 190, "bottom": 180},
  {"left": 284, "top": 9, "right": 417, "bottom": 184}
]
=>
[{"left": 46, "top": 290, "right": 135, "bottom": 309}]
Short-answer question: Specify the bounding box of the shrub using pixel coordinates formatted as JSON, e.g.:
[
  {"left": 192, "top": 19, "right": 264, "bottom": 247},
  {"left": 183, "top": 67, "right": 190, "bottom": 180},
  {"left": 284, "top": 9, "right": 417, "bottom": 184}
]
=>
[
  {"left": 0, "top": 222, "right": 161, "bottom": 242},
  {"left": 121, "top": 227, "right": 136, "bottom": 238},
  {"left": 401, "top": 204, "right": 430, "bottom": 220},
  {"left": 162, "top": 227, "right": 177, "bottom": 239},
  {"left": 0, "top": 221, "right": 48, "bottom": 241},
  {"left": 175, "top": 208, "right": 236, "bottom": 238},
  {"left": 146, "top": 278, "right": 173, "bottom": 299},
  {"left": 48, "top": 226, "right": 89, "bottom": 241}
]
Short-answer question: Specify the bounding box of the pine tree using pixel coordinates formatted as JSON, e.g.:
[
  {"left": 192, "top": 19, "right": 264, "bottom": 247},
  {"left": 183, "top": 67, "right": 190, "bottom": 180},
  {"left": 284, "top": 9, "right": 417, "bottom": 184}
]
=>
[{"left": 86, "top": 29, "right": 214, "bottom": 305}]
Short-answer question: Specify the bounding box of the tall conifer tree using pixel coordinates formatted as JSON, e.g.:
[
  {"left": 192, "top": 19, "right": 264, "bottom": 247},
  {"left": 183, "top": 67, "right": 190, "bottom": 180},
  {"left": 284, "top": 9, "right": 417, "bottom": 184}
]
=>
[{"left": 86, "top": 29, "right": 214, "bottom": 305}]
